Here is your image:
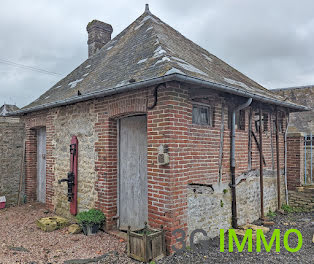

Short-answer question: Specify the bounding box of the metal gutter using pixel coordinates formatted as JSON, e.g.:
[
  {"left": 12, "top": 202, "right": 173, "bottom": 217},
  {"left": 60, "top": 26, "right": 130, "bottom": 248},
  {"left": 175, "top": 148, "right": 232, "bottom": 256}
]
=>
[{"left": 8, "top": 73, "right": 310, "bottom": 116}]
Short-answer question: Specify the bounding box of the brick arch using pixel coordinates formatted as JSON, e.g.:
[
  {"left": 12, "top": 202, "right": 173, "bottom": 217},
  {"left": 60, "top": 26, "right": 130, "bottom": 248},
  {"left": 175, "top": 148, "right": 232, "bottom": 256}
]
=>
[{"left": 107, "top": 97, "right": 148, "bottom": 118}]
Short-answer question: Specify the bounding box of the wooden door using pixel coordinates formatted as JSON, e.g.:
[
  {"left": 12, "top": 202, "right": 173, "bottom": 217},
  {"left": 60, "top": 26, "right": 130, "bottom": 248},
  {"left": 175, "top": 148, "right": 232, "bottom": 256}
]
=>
[
  {"left": 37, "top": 127, "right": 46, "bottom": 203},
  {"left": 119, "top": 115, "right": 148, "bottom": 230}
]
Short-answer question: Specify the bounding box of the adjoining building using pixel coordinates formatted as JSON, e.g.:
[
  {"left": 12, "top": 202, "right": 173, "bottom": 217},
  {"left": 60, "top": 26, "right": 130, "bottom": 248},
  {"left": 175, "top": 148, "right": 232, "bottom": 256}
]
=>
[{"left": 0, "top": 104, "right": 25, "bottom": 206}]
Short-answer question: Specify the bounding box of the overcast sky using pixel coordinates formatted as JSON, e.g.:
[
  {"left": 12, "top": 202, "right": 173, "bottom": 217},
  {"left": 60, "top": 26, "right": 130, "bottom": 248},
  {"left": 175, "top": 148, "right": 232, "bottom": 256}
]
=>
[{"left": 1, "top": 0, "right": 313, "bottom": 107}]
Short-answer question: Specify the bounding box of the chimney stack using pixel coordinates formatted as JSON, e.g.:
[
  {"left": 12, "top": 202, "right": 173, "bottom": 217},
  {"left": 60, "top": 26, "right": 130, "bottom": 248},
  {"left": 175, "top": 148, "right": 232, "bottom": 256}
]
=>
[{"left": 86, "top": 20, "right": 113, "bottom": 57}]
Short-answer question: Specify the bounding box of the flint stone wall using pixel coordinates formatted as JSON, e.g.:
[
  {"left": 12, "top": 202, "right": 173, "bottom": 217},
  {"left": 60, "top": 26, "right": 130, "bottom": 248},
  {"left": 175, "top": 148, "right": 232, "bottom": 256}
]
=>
[
  {"left": 52, "top": 101, "right": 98, "bottom": 218},
  {"left": 187, "top": 170, "right": 285, "bottom": 241},
  {"left": 0, "top": 117, "right": 25, "bottom": 206}
]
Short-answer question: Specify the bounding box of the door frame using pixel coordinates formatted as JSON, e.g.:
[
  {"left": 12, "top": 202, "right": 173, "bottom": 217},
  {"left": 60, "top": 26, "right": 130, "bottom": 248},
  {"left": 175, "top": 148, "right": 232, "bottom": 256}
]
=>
[
  {"left": 36, "top": 127, "right": 47, "bottom": 203},
  {"left": 117, "top": 114, "right": 148, "bottom": 229}
]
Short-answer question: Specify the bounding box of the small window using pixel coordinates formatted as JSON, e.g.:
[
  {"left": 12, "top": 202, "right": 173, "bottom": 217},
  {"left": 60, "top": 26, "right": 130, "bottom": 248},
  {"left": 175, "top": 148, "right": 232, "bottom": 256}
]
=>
[
  {"left": 192, "top": 105, "right": 212, "bottom": 126},
  {"left": 228, "top": 109, "right": 245, "bottom": 130}
]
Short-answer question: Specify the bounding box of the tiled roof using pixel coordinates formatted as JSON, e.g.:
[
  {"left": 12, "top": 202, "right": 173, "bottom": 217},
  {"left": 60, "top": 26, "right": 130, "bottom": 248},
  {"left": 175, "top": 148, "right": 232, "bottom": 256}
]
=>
[
  {"left": 0, "top": 104, "right": 19, "bottom": 116},
  {"left": 22, "top": 8, "right": 303, "bottom": 111}
]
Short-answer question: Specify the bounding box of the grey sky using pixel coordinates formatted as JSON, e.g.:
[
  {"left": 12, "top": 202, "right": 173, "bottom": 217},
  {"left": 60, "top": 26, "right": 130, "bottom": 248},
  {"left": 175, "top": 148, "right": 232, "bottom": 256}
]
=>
[{"left": 1, "top": 0, "right": 313, "bottom": 107}]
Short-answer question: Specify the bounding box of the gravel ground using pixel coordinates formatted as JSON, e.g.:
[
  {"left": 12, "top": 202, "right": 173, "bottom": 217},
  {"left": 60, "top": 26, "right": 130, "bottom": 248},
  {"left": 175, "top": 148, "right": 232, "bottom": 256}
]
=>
[
  {"left": 158, "top": 212, "right": 313, "bottom": 264},
  {"left": 0, "top": 203, "right": 312, "bottom": 263},
  {"left": 0, "top": 203, "right": 135, "bottom": 264}
]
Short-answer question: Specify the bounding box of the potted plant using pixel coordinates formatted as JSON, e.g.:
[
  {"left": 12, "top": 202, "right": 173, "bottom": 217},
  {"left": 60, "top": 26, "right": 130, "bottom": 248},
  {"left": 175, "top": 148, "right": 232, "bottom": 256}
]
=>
[{"left": 76, "top": 209, "right": 105, "bottom": 235}]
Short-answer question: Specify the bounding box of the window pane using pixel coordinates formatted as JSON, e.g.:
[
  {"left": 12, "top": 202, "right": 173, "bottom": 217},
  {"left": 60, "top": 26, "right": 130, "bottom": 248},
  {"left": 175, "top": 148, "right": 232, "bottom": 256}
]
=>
[{"left": 192, "top": 105, "right": 211, "bottom": 125}]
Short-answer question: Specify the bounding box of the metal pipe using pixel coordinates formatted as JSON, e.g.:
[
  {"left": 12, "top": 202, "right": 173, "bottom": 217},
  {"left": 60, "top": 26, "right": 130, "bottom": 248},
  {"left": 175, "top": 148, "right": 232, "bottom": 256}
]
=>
[
  {"left": 305, "top": 135, "right": 307, "bottom": 184},
  {"left": 8, "top": 74, "right": 309, "bottom": 116},
  {"left": 259, "top": 106, "right": 264, "bottom": 219},
  {"left": 275, "top": 109, "right": 281, "bottom": 210},
  {"left": 248, "top": 109, "right": 252, "bottom": 170},
  {"left": 284, "top": 113, "right": 290, "bottom": 205},
  {"left": 311, "top": 132, "right": 312, "bottom": 184},
  {"left": 218, "top": 101, "right": 225, "bottom": 183},
  {"left": 230, "top": 97, "right": 252, "bottom": 228}
]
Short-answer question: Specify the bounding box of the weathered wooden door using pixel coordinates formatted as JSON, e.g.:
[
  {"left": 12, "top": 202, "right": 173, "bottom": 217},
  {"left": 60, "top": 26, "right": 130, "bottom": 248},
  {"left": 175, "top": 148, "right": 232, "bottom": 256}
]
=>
[
  {"left": 119, "top": 115, "right": 148, "bottom": 230},
  {"left": 37, "top": 127, "right": 46, "bottom": 203}
]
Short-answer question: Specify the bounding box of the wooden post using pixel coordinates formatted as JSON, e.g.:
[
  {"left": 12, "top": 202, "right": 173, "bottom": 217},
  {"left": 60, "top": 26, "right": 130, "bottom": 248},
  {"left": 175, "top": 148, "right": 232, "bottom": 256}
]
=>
[
  {"left": 259, "top": 106, "right": 264, "bottom": 220},
  {"left": 143, "top": 224, "right": 148, "bottom": 262},
  {"left": 161, "top": 225, "right": 166, "bottom": 256},
  {"left": 127, "top": 225, "right": 131, "bottom": 257}
]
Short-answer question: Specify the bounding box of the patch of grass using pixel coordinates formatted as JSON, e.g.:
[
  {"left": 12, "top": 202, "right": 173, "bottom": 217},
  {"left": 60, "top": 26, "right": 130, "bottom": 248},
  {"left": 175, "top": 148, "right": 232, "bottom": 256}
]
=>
[
  {"left": 223, "top": 189, "right": 228, "bottom": 194},
  {"left": 267, "top": 209, "right": 276, "bottom": 218},
  {"left": 150, "top": 261, "right": 156, "bottom": 264},
  {"left": 281, "top": 204, "right": 307, "bottom": 213},
  {"left": 220, "top": 200, "right": 224, "bottom": 208}
]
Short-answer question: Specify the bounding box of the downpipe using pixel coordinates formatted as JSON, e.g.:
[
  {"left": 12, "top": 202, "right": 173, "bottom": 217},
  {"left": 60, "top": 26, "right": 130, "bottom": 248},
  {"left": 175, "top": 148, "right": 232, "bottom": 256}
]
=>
[{"left": 230, "top": 98, "right": 252, "bottom": 228}]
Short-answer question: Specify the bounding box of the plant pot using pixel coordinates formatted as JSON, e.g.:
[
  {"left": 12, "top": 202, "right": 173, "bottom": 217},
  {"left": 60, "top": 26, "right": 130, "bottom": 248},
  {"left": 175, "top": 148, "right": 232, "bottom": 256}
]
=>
[{"left": 82, "top": 223, "right": 100, "bottom": 236}]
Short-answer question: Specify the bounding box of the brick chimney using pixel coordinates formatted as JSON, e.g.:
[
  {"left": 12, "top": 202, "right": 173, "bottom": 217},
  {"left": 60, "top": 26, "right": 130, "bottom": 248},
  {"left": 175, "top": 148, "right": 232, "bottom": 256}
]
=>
[{"left": 86, "top": 20, "right": 113, "bottom": 57}]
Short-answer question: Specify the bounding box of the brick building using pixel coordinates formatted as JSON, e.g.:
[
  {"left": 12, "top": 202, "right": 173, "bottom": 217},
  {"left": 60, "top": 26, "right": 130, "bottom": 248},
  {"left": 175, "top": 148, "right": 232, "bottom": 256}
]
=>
[
  {"left": 10, "top": 6, "right": 308, "bottom": 250},
  {"left": 273, "top": 86, "right": 313, "bottom": 209}
]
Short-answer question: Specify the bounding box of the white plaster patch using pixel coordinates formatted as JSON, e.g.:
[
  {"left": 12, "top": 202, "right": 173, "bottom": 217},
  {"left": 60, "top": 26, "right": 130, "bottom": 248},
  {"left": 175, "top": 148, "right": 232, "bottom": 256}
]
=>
[
  {"left": 175, "top": 61, "right": 208, "bottom": 76},
  {"left": 106, "top": 46, "right": 113, "bottom": 50},
  {"left": 83, "top": 73, "right": 89, "bottom": 77},
  {"left": 154, "top": 56, "right": 170, "bottom": 65},
  {"left": 202, "top": 53, "right": 213, "bottom": 62},
  {"left": 85, "top": 65, "right": 91, "bottom": 68},
  {"left": 171, "top": 56, "right": 188, "bottom": 64},
  {"left": 115, "top": 80, "right": 129, "bottom": 87},
  {"left": 165, "top": 67, "right": 185, "bottom": 75},
  {"left": 137, "top": 58, "right": 148, "bottom": 64},
  {"left": 224, "top": 77, "right": 252, "bottom": 90},
  {"left": 146, "top": 26, "right": 153, "bottom": 31},
  {"left": 135, "top": 15, "right": 161, "bottom": 30},
  {"left": 68, "top": 78, "right": 84, "bottom": 88},
  {"left": 153, "top": 46, "right": 167, "bottom": 58}
]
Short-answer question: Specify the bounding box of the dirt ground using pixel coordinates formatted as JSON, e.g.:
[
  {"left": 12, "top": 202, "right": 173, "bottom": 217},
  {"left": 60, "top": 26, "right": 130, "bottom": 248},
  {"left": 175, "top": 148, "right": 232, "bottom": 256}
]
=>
[
  {"left": 0, "top": 203, "right": 313, "bottom": 264},
  {"left": 0, "top": 203, "right": 135, "bottom": 264}
]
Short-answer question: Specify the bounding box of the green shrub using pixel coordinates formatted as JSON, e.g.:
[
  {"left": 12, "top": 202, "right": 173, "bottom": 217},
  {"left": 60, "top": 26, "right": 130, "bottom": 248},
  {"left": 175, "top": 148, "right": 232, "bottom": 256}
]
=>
[{"left": 76, "top": 209, "right": 105, "bottom": 225}]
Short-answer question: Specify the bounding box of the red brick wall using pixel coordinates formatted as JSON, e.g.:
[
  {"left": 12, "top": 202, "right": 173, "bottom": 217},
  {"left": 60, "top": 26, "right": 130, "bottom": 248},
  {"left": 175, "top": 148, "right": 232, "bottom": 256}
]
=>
[{"left": 286, "top": 133, "right": 305, "bottom": 190}]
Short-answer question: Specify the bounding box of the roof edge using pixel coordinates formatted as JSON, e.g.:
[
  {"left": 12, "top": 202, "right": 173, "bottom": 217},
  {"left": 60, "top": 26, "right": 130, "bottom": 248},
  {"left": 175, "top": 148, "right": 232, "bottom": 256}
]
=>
[{"left": 8, "top": 74, "right": 310, "bottom": 116}]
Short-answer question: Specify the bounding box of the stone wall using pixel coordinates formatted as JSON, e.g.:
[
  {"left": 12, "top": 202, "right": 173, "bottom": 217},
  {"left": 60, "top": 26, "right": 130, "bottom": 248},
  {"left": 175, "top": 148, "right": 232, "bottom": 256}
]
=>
[
  {"left": 288, "top": 187, "right": 314, "bottom": 211},
  {"left": 52, "top": 101, "right": 98, "bottom": 218},
  {"left": 188, "top": 170, "right": 285, "bottom": 241},
  {"left": 0, "top": 117, "right": 25, "bottom": 206}
]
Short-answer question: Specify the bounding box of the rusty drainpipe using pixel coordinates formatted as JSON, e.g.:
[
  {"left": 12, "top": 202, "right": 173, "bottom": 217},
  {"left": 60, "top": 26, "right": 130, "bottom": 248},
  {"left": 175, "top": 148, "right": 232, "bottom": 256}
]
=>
[
  {"left": 259, "top": 105, "right": 264, "bottom": 220},
  {"left": 230, "top": 97, "right": 252, "bottom": 228},
  {"left": 275, "top": 108, "right": 281, "bottom": 209}
]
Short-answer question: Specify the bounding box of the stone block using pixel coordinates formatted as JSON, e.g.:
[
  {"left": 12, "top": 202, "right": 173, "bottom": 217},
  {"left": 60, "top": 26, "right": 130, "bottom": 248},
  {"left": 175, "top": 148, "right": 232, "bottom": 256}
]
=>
[
  {"left": 68, "top": 224, "right": 82, "bottom": 234},
  {"left": 37, "top": 216, "right": 70, "bottom": 232}
]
